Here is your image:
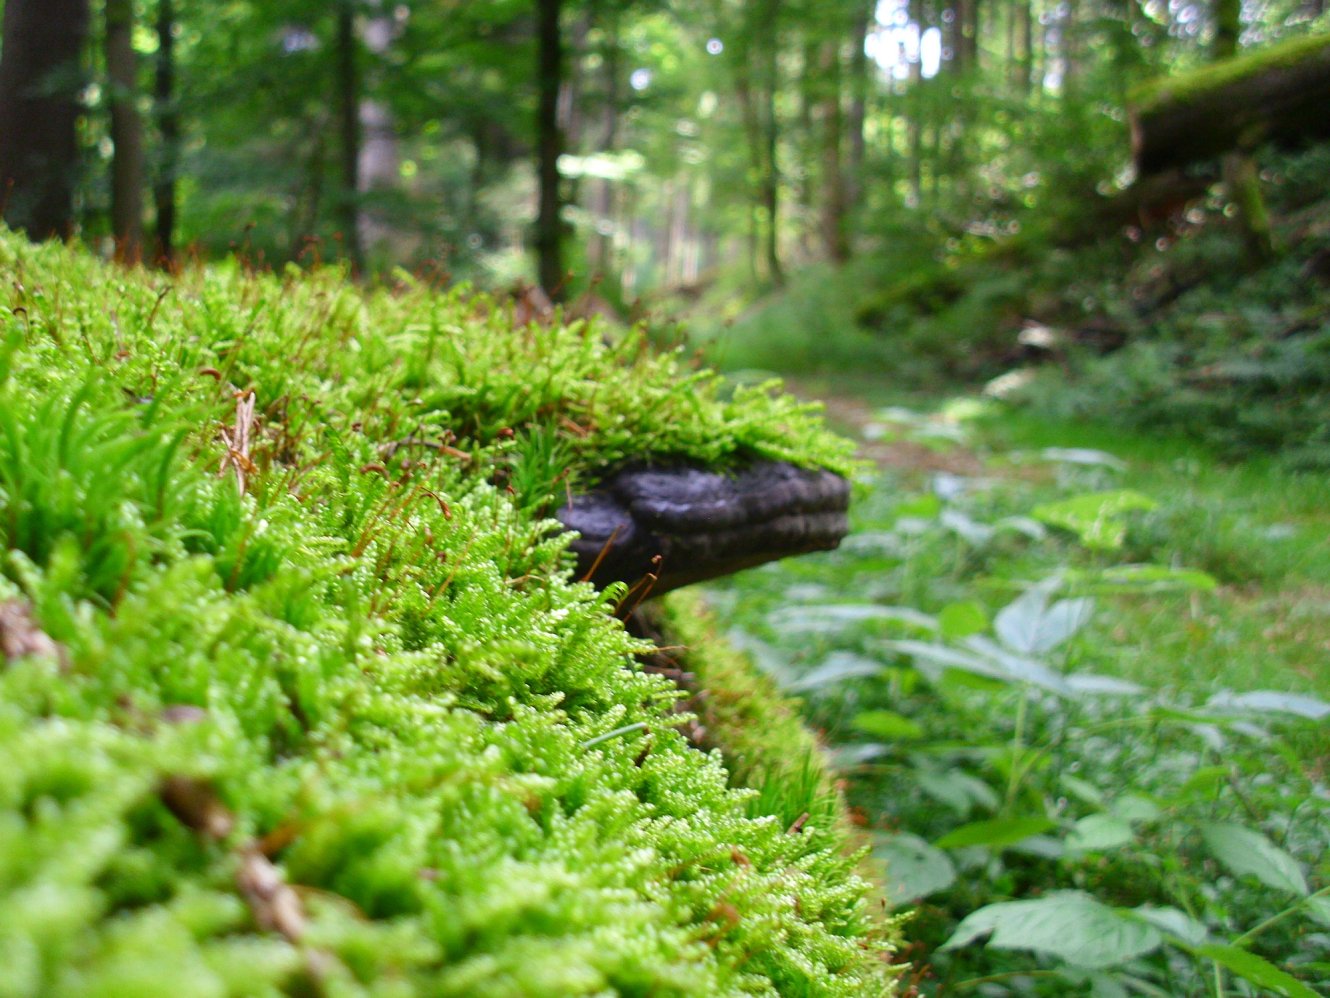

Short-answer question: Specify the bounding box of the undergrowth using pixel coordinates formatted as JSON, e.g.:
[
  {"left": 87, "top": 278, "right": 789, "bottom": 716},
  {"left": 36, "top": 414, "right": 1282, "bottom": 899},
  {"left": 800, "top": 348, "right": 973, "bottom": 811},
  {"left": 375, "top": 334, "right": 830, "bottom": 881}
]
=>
[
  {"left": 0, "top": 230, "right": 889, "bottom": 996},
  {"left": 690, "top": 145, "right": 1330, "bottom": 467},
  {"left": 704, "top": 401, "right": 1330, "bottom": 996}
]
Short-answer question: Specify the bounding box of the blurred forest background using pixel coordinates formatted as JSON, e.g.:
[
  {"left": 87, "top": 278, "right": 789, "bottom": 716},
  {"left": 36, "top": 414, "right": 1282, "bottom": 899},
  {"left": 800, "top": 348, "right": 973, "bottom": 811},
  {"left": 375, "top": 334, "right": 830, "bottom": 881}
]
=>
[
  {"left": 5, "top": 0, "right": 1330, "bottom": 458},
  {"left": 0, "top": 0, "right": 1322, "bottom": 297}
]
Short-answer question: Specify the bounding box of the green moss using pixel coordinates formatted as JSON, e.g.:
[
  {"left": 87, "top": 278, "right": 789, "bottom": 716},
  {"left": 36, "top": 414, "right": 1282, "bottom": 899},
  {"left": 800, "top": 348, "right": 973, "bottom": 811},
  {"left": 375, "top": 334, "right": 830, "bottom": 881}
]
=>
[
  {"left": 1128, "top": 31, "right": 1330, "bottom": 111},
  {"left": 0, "top": 230, "right": 891, "bottom": 995}
]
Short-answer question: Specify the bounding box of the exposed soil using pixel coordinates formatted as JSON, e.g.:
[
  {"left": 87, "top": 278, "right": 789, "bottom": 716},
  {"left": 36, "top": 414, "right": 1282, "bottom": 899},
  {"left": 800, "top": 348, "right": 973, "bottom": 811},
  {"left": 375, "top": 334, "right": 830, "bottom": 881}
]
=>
[{"left": 801, "top": 387, "right": 988, "bottom": 477}]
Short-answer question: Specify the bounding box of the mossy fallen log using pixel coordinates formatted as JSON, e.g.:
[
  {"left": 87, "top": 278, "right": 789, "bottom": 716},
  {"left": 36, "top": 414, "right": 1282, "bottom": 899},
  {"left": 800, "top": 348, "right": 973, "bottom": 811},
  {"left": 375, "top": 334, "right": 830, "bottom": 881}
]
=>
[
  {"left": 0, "top": 229, "right": 893, "bottom": 996},
  {"left": 1129, "top": 33, "right": 1330, "bottom": 176}
]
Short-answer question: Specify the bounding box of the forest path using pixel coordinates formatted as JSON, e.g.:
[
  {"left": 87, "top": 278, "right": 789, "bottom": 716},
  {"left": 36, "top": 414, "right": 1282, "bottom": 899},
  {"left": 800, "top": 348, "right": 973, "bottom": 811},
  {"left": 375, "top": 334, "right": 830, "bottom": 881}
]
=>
[{"left": 778, "top": 375, "right": 1330, "bottom": 698}]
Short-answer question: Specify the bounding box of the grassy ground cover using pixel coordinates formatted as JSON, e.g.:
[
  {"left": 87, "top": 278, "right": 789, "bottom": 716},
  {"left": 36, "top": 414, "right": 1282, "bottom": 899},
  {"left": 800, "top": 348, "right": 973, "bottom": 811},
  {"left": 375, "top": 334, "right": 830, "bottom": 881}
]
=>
[
  {"left": 0, "top": 229, "right": 894, "bottom": 996},
  {"left": 700, "top": 390, "right": 1330, "bottom": 996}
]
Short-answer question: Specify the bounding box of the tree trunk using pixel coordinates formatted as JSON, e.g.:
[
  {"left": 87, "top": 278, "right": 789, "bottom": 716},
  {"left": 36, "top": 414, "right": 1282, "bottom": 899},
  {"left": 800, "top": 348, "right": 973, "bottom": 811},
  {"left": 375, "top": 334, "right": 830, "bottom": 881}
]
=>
[
  {"left": 153, "top": 0, "right": 178, "bottom": 266},
  {"left": 846, "top": 0, "right": 872, "bottom": 213},
  {"left": 0, "top": 0, "right": 91, "bottom": 240},
  {"left": 761, "top": 0, "right": 783, "bottom": 285},
  {"left": 107, "top": 0, "right": 144, "bottom": 261},
  {"left": 735, "top": 65, "right": 763, "bottom": 283},
  {"left": 1129, "top": 34, "right": 1330, "bottom": 176},
  {"left": 795, "top": 38, "right": 819, "bottom": 257},
  {"left": 1213, "top": 0, "right": 1240, "bottom": 60},
  {"left": 357, "top": 2, "right": 400, "bottom": 256},
  {"left": 589, "top": 7, "right": 621, "bottom": 282},
  {"left": 535, "top": 0, "right": 566, "bottom": 300},
  {"left": 957, "top": 0, "right": 979, "bottom": 70},
  {"left": 1060, "top": 0, "right": 1080, "bottom": 98},
  {"left": 1016, "top": 0, "right": 1034, "bottom": 92},
  {"left": 819, "top": 39, "right": 849, "bottom": 263},
  {"left": 335, "top": 1, "right": 365, "bottom": 273}
]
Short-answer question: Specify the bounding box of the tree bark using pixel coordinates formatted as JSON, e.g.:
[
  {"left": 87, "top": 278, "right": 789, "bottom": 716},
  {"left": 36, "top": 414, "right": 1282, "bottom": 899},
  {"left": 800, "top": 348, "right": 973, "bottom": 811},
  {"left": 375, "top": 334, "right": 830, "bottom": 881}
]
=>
[
  {"left": 956, "top": 0, "right": 979, "bottom": 70},
  {"left": 846, "top": 0, "right": 872, "bottom": 212},
  {"left": 819, "top": 39, "right": 849, "bottom": 263},
  {"left": 107, "top": 0, "right": 145, "bottom": 261},
  {"left": 335, "top": 1, "right": 365, "bottom": 273},
  {"left": 1016, "top": 0, "right": 1033, "bottom": 92},
  {"left": 0, "top": 0, "right": 91, "bottom": 240},
  {"left": 588, "top": 6, "right": 621, "bottom": 282},
  {"left": 1129, "top": 34, "right": 1330, "bottom": 176},
  {"left": 535, "top": 0, "right": 566, "bottom": 300},
  {"left": 761, "top": 0, "right": 783, "bottom": 285},
  {"left": 357, "top": 2, "right": 400, "bottom": 256},
  {"left": 154, "top": 0, "right": 178, "bottom": 266},
  {"left": 1213, "top": 0, "right": 1240, "bottom": 60}
]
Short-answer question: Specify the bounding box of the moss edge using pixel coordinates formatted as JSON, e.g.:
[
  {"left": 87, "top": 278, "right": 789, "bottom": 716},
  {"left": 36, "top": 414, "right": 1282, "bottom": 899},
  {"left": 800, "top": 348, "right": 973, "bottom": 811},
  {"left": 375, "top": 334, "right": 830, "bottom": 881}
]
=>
[{"left": 654, "top": 589, "right": 905, "bottom": 990}]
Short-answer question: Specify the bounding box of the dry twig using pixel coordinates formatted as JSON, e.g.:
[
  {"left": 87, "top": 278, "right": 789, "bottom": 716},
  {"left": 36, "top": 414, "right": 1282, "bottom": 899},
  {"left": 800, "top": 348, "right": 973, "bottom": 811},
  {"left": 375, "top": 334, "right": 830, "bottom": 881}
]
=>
[{"left": 219, "top": 390, "right": 258, "bottom": 494}]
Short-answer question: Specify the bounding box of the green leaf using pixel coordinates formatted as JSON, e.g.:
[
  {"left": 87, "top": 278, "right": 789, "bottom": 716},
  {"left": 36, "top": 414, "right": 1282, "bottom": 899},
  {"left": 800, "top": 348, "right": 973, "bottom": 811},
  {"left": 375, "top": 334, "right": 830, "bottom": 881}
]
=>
[
  {"left": 1131, "top": 904, "right": 1209, "bottom": 946},
  {"left": 1192, "top": 944, "right": 1319, "bottom": 998},
  {"left": 852, "top": 710, "right": 925, "bottom": 741},
  {"left": 873, "top": 832, "right": 957, "bottom": 907},
  {"left": 788, "top": 652, "right": 882, "bottom": 692},
  {"left": 994, "top": 579, "right": 1094, "bottom": 654},
  {"left": 1032, "top": 490, "right": 1157, "bottom": 550},
  {"left": 935, "top": 816, "right": 1056, "bottom": 850},
  {"left": 940, "top": 509, "right": 994, "bottom": 545},
  {"left": 1307, "top": 895, "right": 1330, "bottom": 928},
  {"left": 1111, "top": 795, "right": 1161, "bottom": 824},
  {"left": 1206, "top": 690, "right": 1330, "bottom": 720},
  {"left": 1066, "top": 814, "right": 1134, "bottom": 853},
  {"left": 1064, "top": 673, "right": 1145, "bottom": 697},
  {"left": 941, "top": 891, "right": 1163, "bottom": 969},
  {"left": 1065, "top": 563, "right": 1218, "bottom": 594},
  {"left": 1061, "top": 773, "right": 1106, "bottom": 808},
  {"left": 775, "top": 604, "right": 937, "bottom": 635},
  {"left": 914, "top": 767, "right": 1000, "bottom": 815},
  {"left": 938, "top": 600, "right": 988, "bottom": 640},
  {"left": 961, "top": 636, "right": 1073, "bottom": 695},
  {"left": 894, "top": 493, "right": 943, "bottom": 519},
  {"left": 1038, "top": 447, "right": 1127, "bottom": 470},
  {"left": 1200, "top": 822, "right": 1309, "bottom": 896}
]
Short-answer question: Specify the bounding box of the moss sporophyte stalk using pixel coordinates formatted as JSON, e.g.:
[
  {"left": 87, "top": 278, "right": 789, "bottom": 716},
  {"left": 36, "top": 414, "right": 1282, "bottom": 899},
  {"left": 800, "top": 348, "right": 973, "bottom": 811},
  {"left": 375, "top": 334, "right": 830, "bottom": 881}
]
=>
[{"left": 0, "top": 230, "right": 895, "bottom": 997}]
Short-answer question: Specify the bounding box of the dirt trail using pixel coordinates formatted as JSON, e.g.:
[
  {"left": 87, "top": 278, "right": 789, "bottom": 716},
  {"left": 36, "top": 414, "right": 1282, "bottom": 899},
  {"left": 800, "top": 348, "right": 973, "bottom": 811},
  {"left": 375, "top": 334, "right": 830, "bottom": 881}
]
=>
[{"left": 801, "top": 387, "right": 988, "bottom": 477}]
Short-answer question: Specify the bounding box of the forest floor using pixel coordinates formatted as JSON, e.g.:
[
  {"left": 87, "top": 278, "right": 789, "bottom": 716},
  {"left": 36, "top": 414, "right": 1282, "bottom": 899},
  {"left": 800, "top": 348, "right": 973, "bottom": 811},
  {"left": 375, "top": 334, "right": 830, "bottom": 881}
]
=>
[
  {"left": 698, "top": 377, "right": 1330, "bottom": 995},
  {"left": 789, "top": 374, "right": 1330, "bottom": 696}
]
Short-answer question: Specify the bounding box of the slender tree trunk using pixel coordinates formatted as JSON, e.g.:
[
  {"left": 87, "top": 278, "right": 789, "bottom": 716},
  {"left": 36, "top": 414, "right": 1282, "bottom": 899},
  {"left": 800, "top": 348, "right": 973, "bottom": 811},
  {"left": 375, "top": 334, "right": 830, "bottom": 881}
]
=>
[
  {"left": 589, "top": 7, "right": 621, "bottom": 281},
  {"left": 357, "top": 2, "right": 400, "bottom": 255},
  {"left": 957, "top": 0, "right": 979, "bottom": 70},
  {"left": 819, "top": 39, "right": 849, "bottom": 262},
  {"left": 1060, "top": 0, "right": 1079, "bottom": 98},
  {"left": 153, "top": 0, "right": 178, "bottom": 265},
  {"left": 1026, "top": 0, "right": 1037, "bottom": 95},
  {"left": 0, "top": 0, "right": 91, "bottom": 240},
  {"left": 335, "top": 1, "right": 365, "bottom": 273},
  {"left": 734, "top": 64, "right": 764, "bottom": 283},
  {"left": 535, "top": 0, "right": 566, "bottom": 299},
  {"left": 761, "top": 0, "right": 783, "bottom": 285},
  {"left": 796, "top": 38, "right": 817, "bottom": 255},
  {"left": 906, "top": 0, "right": 925, "bottom": 203},
  {"left": 846, "top": 1, "right": 872, "bottom": 212},
  {"left": 1213, "top": 0, "right": 1239, "bottom": 59},
  {"left": 107, "top": 0, "right": 144, "bottom": 261}
]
